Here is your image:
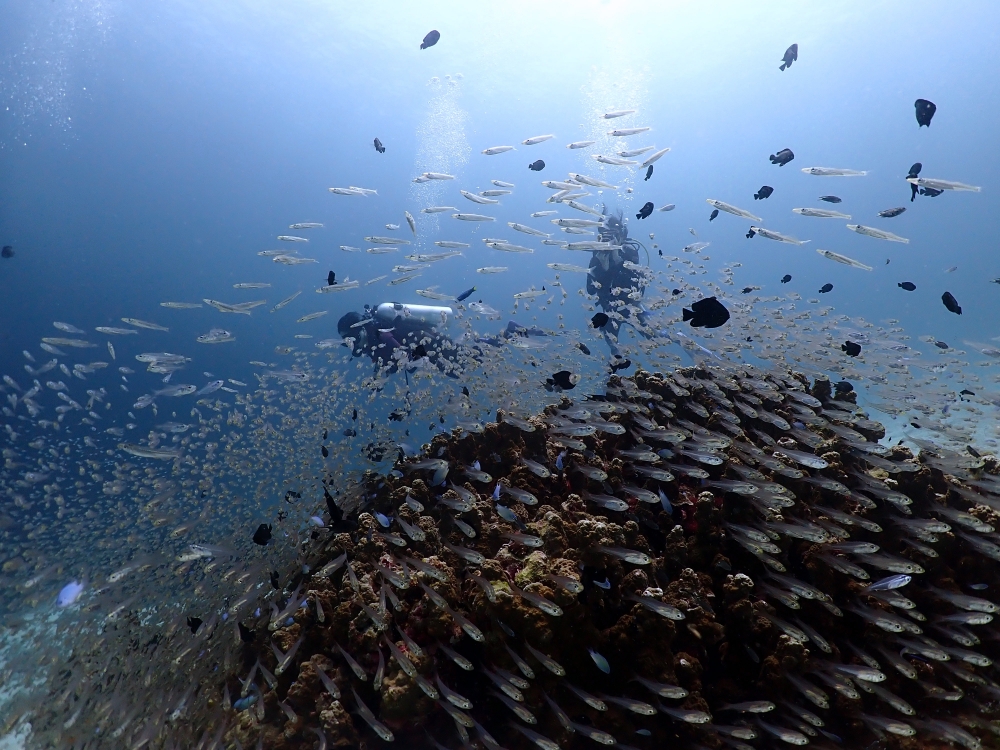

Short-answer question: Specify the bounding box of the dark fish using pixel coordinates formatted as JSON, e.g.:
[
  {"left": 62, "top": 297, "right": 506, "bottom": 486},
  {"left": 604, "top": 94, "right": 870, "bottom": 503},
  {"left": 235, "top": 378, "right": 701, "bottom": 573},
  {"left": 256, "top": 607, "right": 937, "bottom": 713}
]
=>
[
  {"left": 528, "top": 160, "right": 545, "bottom": 171},
  {"left": 456, "top": 286, "right": 476, "bottom": 302},
  {"left": 682, "top": 296, "right": 730, "bottom": 329},
  {"left": 992, "top": 278, "right": 1000, "bottom": 285},
  {"left": 960, "top": 389, "right": 975, "bottom": 396},
  {"left": 942, "top": 291, "right": 962, "bottom": 315},
  {"left": 709, "top": 209, "right": 719, "bottom": 222},
  {"left": 420, "top": 30, "right": 440, "bottom": 49},
  {"left": 327, "top": 271, "right": 336, "bottom": 286},
  {"left": 818, "top": 283, "right": 833, "bottom": 293},
  {"left": 671, "top": 289, "right": 682, "bottom": 295},
  {"left": 879, "top": 207, "right": 906, "bottom": 218},
  {"left": 547, "top": 370, "right": 579, "bottom": 391},
  {"left": 746, "top": 228, "right": 756, "bottom": 239},
  {"left": 780, "top": 274, "right": 792, "bottom": 283},
  {"left": 907, "top": 162, "right": 922, "bottom": 179},
  {"left": 270, "top": 571, "right": 280, "bottom": 590},
  {"left": 636, "top": 201, "right": 654, "bottom": 220},
  {"left": 754, "top": 185, "right": 773, "bottom": 200},
  {"left": 609, "top": 357, "right": 632, "bottom": 373},
  {"left": 920, "top": 187, "right": 943, "bottom": 197},
  {"left": 935, "top": 340, "right": 949, "bottom": 349},
  {"left": 779, "top": 43, "right": 798, "bottom": 71},
  {"left": 834, "top": 380, "right": 854, "bottom": 397},
  {"left": 374, "top": 137, "right": 385, "bottom": 154},
  {"left": 321, "top": 445, "right": 329, "bottom": 458},
  {"left": 186, "top": 616, "right": 202, "bottom": 634},
  {"left": 412, "top": 344, "right": 428, "bottom": 359},
  {"left": 252, "top": 523, "right": 272, "bottom": 546},
  {"left": 818, "top": 195, "right": 842, "bottom": 203},
  {"left": 968, "top": 445, "right": 982, "bottom": 458},
  {"left": 741, "top": 286, "right": 753, "bottom": 294},
  {"left": 238, "top": 622, "right": 254, "bottom": 643},
  {"left": 591, "top": 312, "right": 609, "bottom": 328},
  {"left": 842, "top": 341, "right": 861, "bottom": 357},
  {"left": 352, "top": 408, "right": 358, "bottom": 420},
  {"left": 898, "top": 282, "right": 916, "bottom": 291},
  {"left": 769, "top": 148, "right": 794, "bottom": 166},
  {"left": 644, "top": 164, "right": 653, "bottom": 181},
  {"left": 461, "top": 386, "right": 470, "bottom": 396},
  {"left": 578, "top": 342, "right": 591, "bottom": 355},
  {"left": 914, "top": 98, "right": 936, "bottom": 127},
  {"left": 1, "top": 246, "right": 12, "bottom": 259},
  {"left": 343, "top": 428, "right": 357, "bottom": 437}
]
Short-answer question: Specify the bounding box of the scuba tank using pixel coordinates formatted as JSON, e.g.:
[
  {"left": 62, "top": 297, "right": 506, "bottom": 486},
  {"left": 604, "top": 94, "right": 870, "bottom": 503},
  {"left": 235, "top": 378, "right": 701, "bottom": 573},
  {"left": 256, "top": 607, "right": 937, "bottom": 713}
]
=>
[{"left": 375, "top": 302, "right": 453, "bottom": 327}]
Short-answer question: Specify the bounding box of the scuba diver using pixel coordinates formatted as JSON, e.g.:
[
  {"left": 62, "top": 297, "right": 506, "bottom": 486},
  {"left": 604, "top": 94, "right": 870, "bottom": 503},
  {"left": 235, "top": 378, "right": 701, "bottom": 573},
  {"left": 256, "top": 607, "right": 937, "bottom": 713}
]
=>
[
  {"left": 337, "top": 301, "right": 548, "bottom": 377},
  {"left": 587, "top": 206, "right": 652, "bottom": 367}
]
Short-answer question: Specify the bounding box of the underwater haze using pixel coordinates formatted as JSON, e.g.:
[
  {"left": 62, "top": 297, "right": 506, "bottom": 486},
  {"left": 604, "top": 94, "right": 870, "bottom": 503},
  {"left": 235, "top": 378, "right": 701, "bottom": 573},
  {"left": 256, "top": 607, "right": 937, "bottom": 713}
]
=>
[{"left": 4, "top": 1, "right": 1000, "bottom": 748}]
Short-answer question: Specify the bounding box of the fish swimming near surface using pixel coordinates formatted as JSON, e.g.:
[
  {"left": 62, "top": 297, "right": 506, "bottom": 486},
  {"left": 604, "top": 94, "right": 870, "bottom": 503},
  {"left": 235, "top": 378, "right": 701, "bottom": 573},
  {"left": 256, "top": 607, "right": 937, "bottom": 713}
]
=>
[
  {"left": 709, "top": 209, "right": 719, "bottom": 221},
  {"left": 636, "top": 202, "right": 654, "bottom": 219},
  {"left": 528, "top": 160, "right": 545, "bottom": 171},
  {"left": 645, "top": 164, "right": 653, "bottom": 181},
  {"left": 898, "top": 282, "right": 916, "bottom": 291},
  {"left": 770, "top": 148, "right": 794, "bottom": 166},
  {"left": 942, "top": 291, "right": 962, "bottom": 315},
  {"left": 779, "top": 43, "right": 798, "bottom": 70},
  {"left": 879, "top": 207, "right": 906, "bottom": 218},
  {"left": 373, "top": 137, "right": 385, "bottom": 153},
  {"left": 683, "top": 296, "right": 730, "bottom": 328},
  {"left": 818, "top": 195, "right": 842, "bottom": 203},
  {"left": 842, "top": 341, "right": 862, "bottom": 357},
  {"left": 915, "top": 98, "right": 936, "bottom": 127},
  {"left": 754, "top": 185, "right": 773, "bottom": 200},
  {"left": 1, "top": 245, "right": 13, "bottom": 258},
  {"left": 781, "top": 274, "right": 792, "bottom": 283},
  {"left": 420, "top": 30, "right": 440, "bottom": 49},
  {"left": 819, "top": 283, "right": 833, "bottom": 293},
  {"left": 456, "top": 287, "right": 476, "bottom": 302}
]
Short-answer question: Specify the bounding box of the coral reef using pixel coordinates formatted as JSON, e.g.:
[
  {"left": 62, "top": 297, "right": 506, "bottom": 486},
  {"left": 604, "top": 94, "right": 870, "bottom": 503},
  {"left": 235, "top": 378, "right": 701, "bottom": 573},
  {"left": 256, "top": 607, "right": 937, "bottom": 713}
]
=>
[{"left": 224, "top": 364, "right": 1000, "bottom": 749}]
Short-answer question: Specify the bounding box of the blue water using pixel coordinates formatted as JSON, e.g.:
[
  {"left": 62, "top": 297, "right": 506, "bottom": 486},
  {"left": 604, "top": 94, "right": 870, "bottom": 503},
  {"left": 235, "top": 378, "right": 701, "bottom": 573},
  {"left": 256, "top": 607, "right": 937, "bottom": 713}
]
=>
[{"left": 2, "top": 0, "right": 1000, "bottom": 741}]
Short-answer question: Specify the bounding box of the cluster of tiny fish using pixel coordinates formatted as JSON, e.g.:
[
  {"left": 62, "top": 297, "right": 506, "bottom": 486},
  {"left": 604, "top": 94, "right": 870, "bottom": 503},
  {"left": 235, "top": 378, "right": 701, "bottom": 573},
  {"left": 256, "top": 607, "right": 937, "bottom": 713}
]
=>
[
  {"left": 3, "top": 33, "right": 1000, "bottom": 750},
  {"left": 169, "top": 363, "right": 1000, "bottom": 750}
]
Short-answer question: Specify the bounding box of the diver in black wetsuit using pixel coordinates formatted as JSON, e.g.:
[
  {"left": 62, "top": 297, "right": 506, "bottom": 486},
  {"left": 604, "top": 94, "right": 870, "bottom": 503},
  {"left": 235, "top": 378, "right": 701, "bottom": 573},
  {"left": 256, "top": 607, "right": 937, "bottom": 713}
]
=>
[
  {"left": 587, "top": 207, "right": 651, "bottom": 366},
  {"left": 337, "top": 303, "right": 548, "bottom": 377}
]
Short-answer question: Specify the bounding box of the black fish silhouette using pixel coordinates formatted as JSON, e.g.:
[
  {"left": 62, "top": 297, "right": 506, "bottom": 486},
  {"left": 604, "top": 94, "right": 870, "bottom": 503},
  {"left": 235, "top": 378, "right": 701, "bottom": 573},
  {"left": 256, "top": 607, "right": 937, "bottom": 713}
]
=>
[
  {"left": 769, "top": 148, "right": 794, "bottom": 166},
  {"left": 682, "top": 296, "right": 730, "bottom": 328},
  {"left": 819, "top": 195, "right": 841, "bottom": 203},
  {"left": 907, "top": 162, "right": 922, "bottom": 179},
  {"left": 609, "top": 357, "right": 632, "bottom": 373},
  {"left": 920, "top": 187, "right": 943, "bottom": 197},
  {"left": 252, "top": 523, "right": 272, "bottom": 545},
  {"left": 644, "top": 165, "right": 653, "bottom": 181},
  {"left": 819, "top": 283, "right": 833, "bottom": 293},
  {"left": 842, "top": 341, "right": 861, "bottom": 357},
  {"left": 374, "top": 137, "right": 385, "bottom": 154},
  {"left": 547, "top": 370, "right": 579, "bottom": 391},
  {"left": 935, "top": 341, "right": 949, "bottom": 349},
  {"left": 578, "top": 342, "right": 591, "bottom": 355},
  {"left": 898, "top": 282, "right": 916, "bottom": 291},
  {"left": 456, "top": 286, "right": 476, "bottom": 301},
  {"left": 528, "top": 160, "right": 545, "bottom": 171},
  {"left": 915, "top": 98, "right": 936, "bottom": 127},
  {"left": 636, "top": 202, "right": 654, "bottom": 220},
  {"left": 420, "top": 30, "right": 440, "bottom": 49},
  {"left": 327, "top": 271, "right": 336, "bottom": 286},
  {"left": 709, "top": 209, "right": 719, "bottom": 222},
  {"left": 321, "top": 445, "right": 329, "bottom": 458},
  {"left": 591, "top": 312, "right": 609, "bottom": 328},
  {"left": 781, "top": 274, "right": 792, "bottom": 283},
  {"left": 1, "top": 246, "right": 13, "bottom": 259},
  {"left": 779, "top": 43, "right": 798, "bottom": 71},
  {"left": 754, "top": 185, "right": 773, "bottom": 200},
  {"left": 942, "top": 291, "right": 962, "bottom": 315},
  {"left": 186, "top": 616, "right": 203, "bottom": 634}
]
